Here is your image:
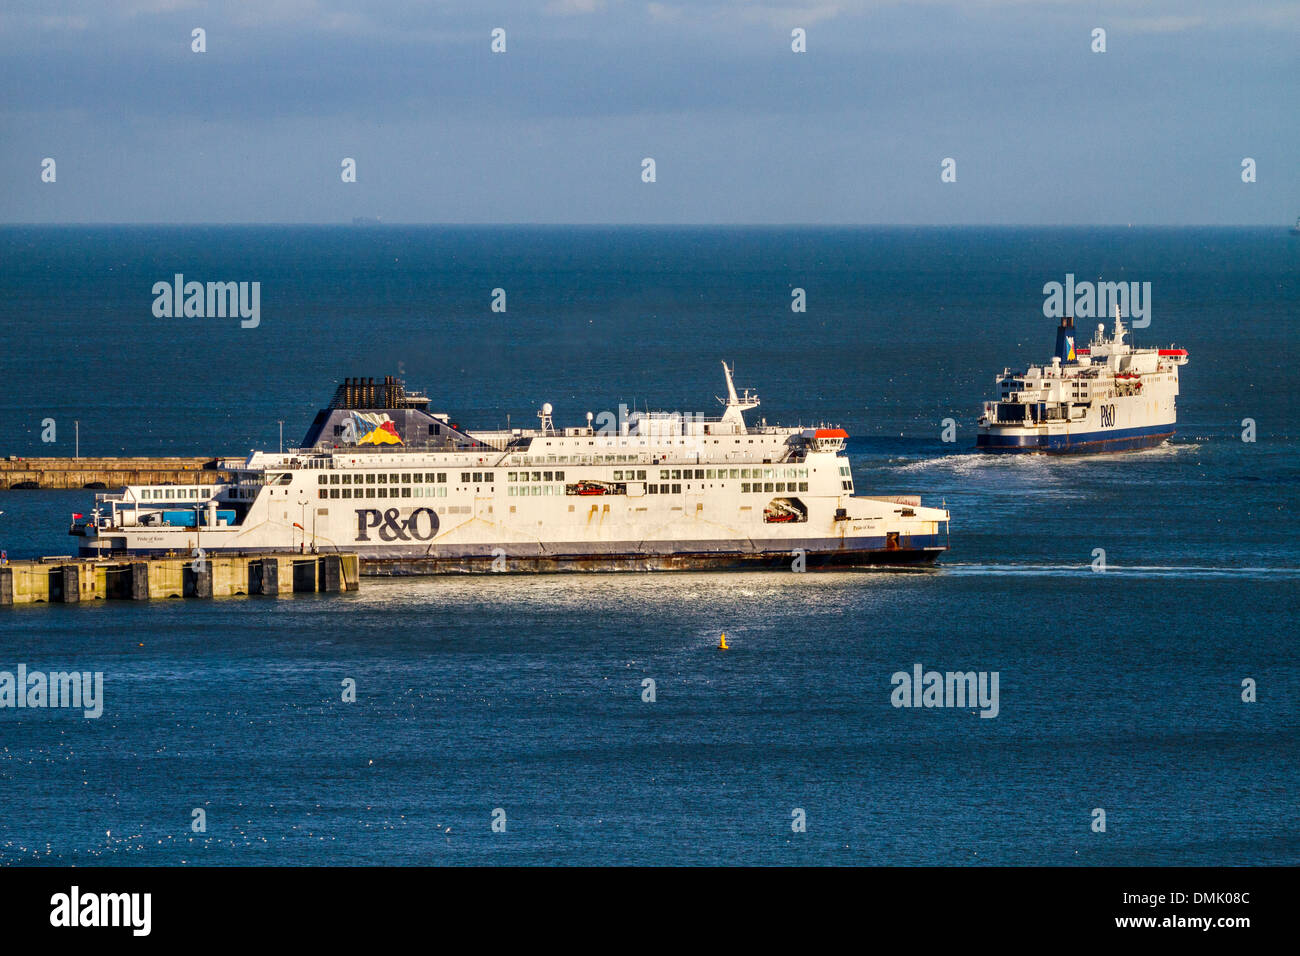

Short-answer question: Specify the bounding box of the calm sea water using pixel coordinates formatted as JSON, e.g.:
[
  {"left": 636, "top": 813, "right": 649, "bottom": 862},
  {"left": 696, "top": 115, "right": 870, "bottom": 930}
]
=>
[{"left": 0, "top": 226, "right": 1296, "bottom": 865}]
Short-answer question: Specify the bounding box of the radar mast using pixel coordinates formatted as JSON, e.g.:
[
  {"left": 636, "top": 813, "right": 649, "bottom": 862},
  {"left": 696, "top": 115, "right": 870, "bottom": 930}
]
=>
[{"left": 719, "top": 361, "right": 760, "bottom": 433}]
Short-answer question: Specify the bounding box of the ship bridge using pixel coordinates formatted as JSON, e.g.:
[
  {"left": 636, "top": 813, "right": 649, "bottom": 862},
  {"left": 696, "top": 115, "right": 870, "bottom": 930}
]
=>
[{"left": 255, "top": 365, "right": 849, "bottom": 471}]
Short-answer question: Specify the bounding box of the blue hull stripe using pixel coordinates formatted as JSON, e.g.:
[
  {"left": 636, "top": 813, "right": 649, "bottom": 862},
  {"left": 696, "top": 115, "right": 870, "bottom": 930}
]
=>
[{"left": 976, "top": 423, "right": 1174, "bottom": 454}]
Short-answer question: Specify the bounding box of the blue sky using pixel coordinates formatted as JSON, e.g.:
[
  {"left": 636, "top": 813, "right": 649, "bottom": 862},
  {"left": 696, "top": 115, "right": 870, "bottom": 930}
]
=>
[{"left": 1, "top": 0, "right": 1296, "bottom": 224}]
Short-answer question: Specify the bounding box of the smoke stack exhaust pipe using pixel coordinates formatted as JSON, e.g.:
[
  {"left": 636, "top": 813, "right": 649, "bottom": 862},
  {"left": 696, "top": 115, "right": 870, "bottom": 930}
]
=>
[{"left": 1055, "top": 316, "right": 1077, "bottom": 364}]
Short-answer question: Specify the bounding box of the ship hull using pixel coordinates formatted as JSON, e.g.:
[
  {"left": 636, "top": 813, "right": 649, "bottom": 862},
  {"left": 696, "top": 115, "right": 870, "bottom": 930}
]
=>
[
  {"left": 976, "top": 424, "right": 1174, "bottom": 454},
  {"left": 77, "top": 534, "right": 947, "bottom": 573},
  {"left": 366, "top": 546, "right": 943, "bottom": 574}
]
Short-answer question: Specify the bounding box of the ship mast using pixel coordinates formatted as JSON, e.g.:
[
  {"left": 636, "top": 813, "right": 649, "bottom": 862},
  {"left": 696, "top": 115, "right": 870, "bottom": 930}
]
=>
[{"left": 719, "top": 361, "right": 759, "bottom": 433}]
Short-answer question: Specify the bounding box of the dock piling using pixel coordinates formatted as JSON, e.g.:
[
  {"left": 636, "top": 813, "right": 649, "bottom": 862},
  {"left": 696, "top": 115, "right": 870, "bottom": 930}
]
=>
[
  {"left": 188, "top": 563, "right": 213, "bottom": 599},
  {"left": 129, "top": 562, "right": 150, "bottom": 600},
  {"left": 55, "top": 565, "right": 81, "bottom": 603},
  {"left": 254, "top": 557, "right": 281, "bottom": 595},
  {"left": 0, "top": 553, "right": 358, "bottom": 607},
  {"left": 319, "top": 555, "right": 342, "bottom": 593}
]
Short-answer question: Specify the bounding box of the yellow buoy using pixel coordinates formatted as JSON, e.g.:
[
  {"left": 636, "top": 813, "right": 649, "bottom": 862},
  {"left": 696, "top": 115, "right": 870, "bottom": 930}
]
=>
[{"left": 719, "top": 632, "right": 728, "bottom": 650}]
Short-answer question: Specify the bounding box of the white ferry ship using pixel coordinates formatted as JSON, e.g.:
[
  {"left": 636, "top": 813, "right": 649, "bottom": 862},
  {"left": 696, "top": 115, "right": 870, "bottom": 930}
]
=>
[
  {"left": 976, "top": 311, "right": 1189, "bottom": 454},
  {"left": 71, "top": 364, "right": 950, "bottom": 572}
]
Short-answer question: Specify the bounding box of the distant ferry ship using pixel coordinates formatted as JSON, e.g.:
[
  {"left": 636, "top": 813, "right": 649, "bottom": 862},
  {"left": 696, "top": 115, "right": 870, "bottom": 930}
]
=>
[
  {"left": 71, "top": 364, "right": 950, "bottom": 572},
  {"left": 976, "top": 311, "right": 1189, "bottom": 454}
]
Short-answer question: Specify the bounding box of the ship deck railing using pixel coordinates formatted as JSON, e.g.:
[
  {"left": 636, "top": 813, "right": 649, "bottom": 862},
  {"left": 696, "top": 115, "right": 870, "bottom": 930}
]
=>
[{"left": 263, "top": 445, "right": 811, "bottom": 469}]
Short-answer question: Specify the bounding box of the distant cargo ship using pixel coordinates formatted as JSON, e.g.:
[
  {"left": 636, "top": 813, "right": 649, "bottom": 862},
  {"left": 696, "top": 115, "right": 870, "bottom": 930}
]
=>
[
  {"left": 70, "top": 364, "right": 950, "bottom": 572},
  {"left": 976, "top": 311, "right": 1189, "bottom": 454}
]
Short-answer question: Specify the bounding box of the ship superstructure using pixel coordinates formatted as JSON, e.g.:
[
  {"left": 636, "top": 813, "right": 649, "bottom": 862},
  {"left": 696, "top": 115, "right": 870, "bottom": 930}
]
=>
[
  {"left": 71, "top": 364, "right": 950, "bottom": 572},
  {"left": 976, "top": 311, "right": 1189, "bottom": 454}
]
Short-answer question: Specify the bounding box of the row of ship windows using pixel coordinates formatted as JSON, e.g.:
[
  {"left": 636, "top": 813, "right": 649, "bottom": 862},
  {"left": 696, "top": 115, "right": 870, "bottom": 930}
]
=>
[
  {"left": 504, "top": 481, "right": 816, "bottom": 496},
  {"left": 690, "top": 482, "right": 811, "bottom": 494},
  {"left": 318, "top": 487, "right": 451, "bottom": 500},
  {"left": 508, "top": 452, "right": 803, "bottom": 467},
  {"left": 139, "top": 488, "right": 209, "bottom": 500},
  {"left": 511, "top": 468, "right": 808, "bottom": 481},
  {"left": 507, "top": 471, "right": 566, "bottom": 482},
  {"left": 315, "top": 467, "right": 817, "bottom": 487},
  {"left": 320, "top": 481, "right": 842, "bottom": 501},
  {"left": 653, "top": 467, "right": 810, "bottom": 481},
  {"left": 514, "top": 455, "right": 638, "bottom": 465},
  {"left": 509, "top": 467, "right": 813, "bottom": 482},
  {"left": 319, "top": 472, "right": 453, "bottom": 485}
]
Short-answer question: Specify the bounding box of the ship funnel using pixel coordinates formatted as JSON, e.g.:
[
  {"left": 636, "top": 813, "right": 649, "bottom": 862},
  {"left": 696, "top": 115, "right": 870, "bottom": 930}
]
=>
[{"left": 1054, "top": 316, "right": 1077, "bottom": 364}]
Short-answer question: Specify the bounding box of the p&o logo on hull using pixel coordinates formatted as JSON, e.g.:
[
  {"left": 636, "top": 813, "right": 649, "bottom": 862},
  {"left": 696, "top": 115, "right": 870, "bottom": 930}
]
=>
[{"left": 355, "top": 507, "right": 439, "bottom": 542}]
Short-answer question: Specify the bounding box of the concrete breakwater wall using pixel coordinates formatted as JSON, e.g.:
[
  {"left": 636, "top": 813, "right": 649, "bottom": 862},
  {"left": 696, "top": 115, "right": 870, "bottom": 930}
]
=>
[
  {"left": 0, "top": 456, "right": 237, "bottom": 490},
  {"left": 0, "top": 553, "right": 360, "bottom": 605}
]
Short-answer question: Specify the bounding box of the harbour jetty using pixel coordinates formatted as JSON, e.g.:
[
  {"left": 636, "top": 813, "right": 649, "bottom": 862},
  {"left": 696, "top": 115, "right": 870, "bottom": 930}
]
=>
[
  {"left": 0, "top": 553, "right": 360, "bottom": 605},
  {"left": 0, "top": 456, "right": 237, "bottom": 490}
]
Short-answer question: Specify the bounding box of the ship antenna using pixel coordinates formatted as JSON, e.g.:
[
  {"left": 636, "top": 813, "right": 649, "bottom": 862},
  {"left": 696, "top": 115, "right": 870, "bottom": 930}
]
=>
[
  {"left": 718, "top": 361, "right": 759, "bottom": 433},
  {"left": 722, "top": 360, "right": 740, "bottom": 406}
]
